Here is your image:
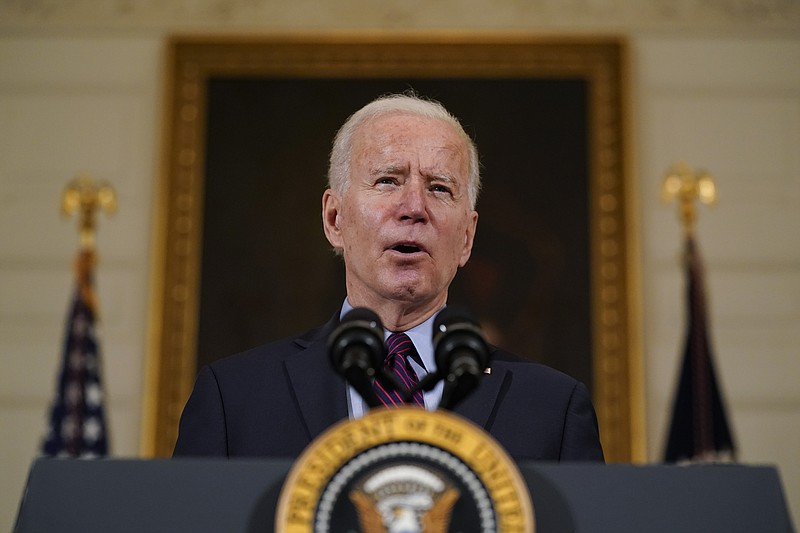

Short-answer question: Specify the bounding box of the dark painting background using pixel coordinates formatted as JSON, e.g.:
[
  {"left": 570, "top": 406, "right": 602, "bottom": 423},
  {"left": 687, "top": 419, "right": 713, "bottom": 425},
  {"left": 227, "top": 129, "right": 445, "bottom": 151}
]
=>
[{"left": 197, "top": 78, "right": 591, "bottom": 388}]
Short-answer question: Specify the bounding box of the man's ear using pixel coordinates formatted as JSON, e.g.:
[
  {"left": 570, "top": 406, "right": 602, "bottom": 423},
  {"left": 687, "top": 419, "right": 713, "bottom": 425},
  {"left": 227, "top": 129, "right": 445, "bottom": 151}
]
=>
[
  {"left": 458, "top": 210, "right": 479, "bottom": 268},
  {"left": 322, "top": 189, "right": 344, "bottom": 249}
]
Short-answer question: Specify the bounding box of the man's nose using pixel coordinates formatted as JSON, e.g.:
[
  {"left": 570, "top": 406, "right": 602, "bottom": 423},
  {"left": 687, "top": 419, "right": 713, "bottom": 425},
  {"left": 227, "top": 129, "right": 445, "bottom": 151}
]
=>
[{"left": 398, "top": 179, "right": 428, "bottom": 221}]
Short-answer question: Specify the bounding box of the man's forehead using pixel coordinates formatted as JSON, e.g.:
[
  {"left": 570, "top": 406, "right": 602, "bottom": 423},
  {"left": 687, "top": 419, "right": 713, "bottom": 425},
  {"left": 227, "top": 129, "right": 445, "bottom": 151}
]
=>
[
  {"left": 353, "top": 114, "right": 469, "bottom": 163},
  {"left": 357, "top": 113, "right": 465, "bottom": 146}
]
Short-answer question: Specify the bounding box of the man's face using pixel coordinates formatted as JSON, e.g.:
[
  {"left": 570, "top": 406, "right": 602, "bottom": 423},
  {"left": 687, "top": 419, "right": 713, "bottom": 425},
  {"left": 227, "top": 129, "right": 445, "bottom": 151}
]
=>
[{"left": 323, "top": 113, "right": 478, "bottom": 312}]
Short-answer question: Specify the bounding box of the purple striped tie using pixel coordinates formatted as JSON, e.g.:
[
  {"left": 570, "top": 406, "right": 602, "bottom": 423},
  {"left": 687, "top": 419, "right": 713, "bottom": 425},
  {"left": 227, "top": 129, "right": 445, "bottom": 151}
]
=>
[{"left": 374, "top": 333, "right": 425, "bottom": 408}]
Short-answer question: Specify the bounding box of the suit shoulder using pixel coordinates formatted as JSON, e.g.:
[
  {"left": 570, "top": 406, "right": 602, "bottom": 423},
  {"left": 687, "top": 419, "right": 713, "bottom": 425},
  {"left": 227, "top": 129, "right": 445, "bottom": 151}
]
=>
[{"left": 206, "top": 319, "right": 333, "bottom": 376}]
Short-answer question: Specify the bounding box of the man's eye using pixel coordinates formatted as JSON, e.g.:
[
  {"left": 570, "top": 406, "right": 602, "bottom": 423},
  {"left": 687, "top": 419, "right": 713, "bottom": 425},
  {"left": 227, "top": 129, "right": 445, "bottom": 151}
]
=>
[
  {"left": 431, "top": 184, "right": 452, "bottom": 195},
  {"left": 376, "top": 177, "right": 396, "bottom": 185}
]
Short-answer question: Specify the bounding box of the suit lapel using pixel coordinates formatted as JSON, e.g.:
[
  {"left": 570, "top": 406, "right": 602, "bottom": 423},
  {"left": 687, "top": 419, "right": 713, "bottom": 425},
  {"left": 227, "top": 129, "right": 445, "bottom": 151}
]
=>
[
  {"left": 284, "top": 316, "right": 349, "bottom": 441},
  {"left": 452, "top": 361, "right": 509, "bottom": 429}
]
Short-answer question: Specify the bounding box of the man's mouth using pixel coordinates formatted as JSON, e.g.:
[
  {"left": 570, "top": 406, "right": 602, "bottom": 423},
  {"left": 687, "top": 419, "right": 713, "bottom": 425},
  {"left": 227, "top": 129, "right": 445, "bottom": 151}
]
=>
[{"left": 390, "top": 242, "right": 424, "bottom": 254}]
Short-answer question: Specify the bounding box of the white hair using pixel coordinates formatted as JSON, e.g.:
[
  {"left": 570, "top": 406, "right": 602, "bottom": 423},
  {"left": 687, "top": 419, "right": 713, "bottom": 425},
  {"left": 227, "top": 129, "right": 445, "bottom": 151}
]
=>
[{"left": 327, "top": 93, "right": 481, "bottom": 208}]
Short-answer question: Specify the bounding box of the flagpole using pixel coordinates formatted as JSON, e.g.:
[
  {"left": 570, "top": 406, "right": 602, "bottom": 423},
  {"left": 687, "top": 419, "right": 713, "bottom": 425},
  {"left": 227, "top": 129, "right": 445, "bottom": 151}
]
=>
[
  {"left": 61, "top": 174, "right": 117, "bottom": 316},
  {"left": 662, "top": 163, "right": 716, "bottom": 456}
]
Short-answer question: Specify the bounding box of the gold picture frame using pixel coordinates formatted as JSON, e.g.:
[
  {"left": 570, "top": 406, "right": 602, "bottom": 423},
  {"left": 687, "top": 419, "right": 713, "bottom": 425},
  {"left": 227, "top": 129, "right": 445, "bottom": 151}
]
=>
[{"left": 142, "top": 33, "right": 643, "bottom": 462}]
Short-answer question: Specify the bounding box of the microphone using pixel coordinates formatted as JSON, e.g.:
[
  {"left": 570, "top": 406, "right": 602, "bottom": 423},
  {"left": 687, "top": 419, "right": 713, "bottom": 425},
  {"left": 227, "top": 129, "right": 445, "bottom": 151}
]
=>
[
  {"left": 327, "top": 307, "right": 386, "bottom": 408},
  {"left": 433, "top": 306, "right": 491, "bottom": 410}
]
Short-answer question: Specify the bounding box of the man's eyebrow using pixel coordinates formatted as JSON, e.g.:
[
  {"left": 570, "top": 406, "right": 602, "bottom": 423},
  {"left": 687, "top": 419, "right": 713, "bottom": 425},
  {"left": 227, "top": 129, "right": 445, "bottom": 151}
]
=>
[
  {"left": 368, "top": 165, "right": 461, "bottom": 186},
  {"left": 425, "top": 172, "right": 459, "bottom": 185},
  {"left": 370, "top": 164, "right": 408, "bottom": 175}
]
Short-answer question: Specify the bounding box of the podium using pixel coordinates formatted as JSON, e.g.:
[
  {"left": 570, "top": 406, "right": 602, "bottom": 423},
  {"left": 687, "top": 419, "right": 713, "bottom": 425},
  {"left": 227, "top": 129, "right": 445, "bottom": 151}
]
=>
[{"left": 14, "top": 458, "right": 795, "bottom": 532}]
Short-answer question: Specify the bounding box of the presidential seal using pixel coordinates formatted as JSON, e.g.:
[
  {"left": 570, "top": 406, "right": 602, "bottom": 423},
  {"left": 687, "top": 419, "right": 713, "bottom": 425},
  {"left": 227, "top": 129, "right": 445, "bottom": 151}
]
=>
[{"left": 276, "top": 407, "right": 534, "bottom": 533}]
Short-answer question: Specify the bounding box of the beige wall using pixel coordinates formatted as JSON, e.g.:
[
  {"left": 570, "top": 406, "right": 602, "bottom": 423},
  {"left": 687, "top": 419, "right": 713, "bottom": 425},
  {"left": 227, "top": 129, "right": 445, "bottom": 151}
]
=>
[
  {"left": 635, "top": 37, "right": 800, "bottom": 523},
  {"left": 1, "top": 2, "right": 798, "bottom": 529}
]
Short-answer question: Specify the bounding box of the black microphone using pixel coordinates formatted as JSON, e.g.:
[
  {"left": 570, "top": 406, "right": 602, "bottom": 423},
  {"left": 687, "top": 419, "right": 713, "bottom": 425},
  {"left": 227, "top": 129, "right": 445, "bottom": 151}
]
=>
[
  {"left": 327, "top": 307, "right": 386, "bottom": 408},
  {"left": 433, "top": 306, "right": 491, "bottom": 410}
]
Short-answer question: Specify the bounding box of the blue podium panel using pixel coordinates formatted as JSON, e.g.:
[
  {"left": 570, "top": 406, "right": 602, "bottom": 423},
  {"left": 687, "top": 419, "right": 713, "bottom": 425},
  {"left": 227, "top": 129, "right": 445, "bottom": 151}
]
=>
[
  {"left": 524, "top": 464, "right": 795, "bottom": 533},
  {"left": 14, "top": 459, "right": 795, "bottom": 533},
  {"left": 14, "top": 458, "right": 291, "bottom": 533}
]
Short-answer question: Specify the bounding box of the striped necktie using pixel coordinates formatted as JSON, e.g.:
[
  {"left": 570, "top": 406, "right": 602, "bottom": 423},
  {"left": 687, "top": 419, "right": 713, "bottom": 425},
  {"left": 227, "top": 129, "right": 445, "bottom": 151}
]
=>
[{"left": 373, "top": 332, "right": 425, "bottom": 408}]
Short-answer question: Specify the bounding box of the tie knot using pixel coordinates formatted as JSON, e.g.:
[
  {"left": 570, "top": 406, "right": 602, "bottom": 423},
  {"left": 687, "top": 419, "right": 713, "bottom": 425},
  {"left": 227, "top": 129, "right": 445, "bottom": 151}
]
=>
[{"left": 386, "top": 332, "right": 413, "bottom": 354}]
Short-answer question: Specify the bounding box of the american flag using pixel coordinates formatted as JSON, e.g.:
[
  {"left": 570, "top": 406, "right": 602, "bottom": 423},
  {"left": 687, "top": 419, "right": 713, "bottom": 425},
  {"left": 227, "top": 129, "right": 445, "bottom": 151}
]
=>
[
  {"left": 664, "top": 235, "right": 735, "bottom": 463},
  {"left": 42, "top": 251, "right": 109, "bottom": 458}
]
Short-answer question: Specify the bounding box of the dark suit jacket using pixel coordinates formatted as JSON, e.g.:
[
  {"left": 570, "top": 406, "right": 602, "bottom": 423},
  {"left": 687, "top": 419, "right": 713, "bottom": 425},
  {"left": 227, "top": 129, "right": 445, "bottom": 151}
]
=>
[{"left": 174, "top": 315, "right": 604, "bottom": 462}]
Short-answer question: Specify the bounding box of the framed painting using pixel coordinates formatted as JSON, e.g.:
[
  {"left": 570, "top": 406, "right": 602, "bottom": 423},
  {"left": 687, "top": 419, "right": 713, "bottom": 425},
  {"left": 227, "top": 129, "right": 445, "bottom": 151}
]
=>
[{"left": 143, "top": 34, "right": 643, "bottom": 462}]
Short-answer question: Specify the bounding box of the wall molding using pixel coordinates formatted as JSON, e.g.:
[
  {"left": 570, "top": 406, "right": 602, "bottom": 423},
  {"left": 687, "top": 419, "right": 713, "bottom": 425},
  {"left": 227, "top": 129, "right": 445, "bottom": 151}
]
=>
[{"left": 1, "top": 0, "right": 798, "bottom": 33}]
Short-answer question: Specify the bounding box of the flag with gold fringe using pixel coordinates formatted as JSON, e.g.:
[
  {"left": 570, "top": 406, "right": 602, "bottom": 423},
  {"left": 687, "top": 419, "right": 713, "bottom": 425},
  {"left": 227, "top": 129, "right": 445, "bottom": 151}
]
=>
[
  {"left": 664, "top": 235, "right": 735, "bottom": 463},
  {"left": 41, "top": 250, "right": 109, "bottom": 458}
]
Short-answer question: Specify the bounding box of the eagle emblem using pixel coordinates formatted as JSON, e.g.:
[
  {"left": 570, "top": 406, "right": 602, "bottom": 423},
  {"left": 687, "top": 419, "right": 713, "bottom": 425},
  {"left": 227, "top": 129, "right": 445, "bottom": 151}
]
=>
[{"left": 350, "top": 464, "right": 460, "bottom": 533}]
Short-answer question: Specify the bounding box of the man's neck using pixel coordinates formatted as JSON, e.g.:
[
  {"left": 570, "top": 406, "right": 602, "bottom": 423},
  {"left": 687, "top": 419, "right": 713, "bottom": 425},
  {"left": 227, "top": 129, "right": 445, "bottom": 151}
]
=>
[{"left": 345, "top": 293, "right": 447, "bottom": 332}]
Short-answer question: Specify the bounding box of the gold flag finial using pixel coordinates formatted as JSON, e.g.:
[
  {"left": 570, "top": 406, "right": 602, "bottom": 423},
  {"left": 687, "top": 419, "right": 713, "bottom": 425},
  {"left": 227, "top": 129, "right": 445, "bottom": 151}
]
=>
[
  {"left": 661, "top": 161, "right": 716, "bottom": 233},
  {"left": 61, "top": 173, "right": 117, "bottom": 251}
]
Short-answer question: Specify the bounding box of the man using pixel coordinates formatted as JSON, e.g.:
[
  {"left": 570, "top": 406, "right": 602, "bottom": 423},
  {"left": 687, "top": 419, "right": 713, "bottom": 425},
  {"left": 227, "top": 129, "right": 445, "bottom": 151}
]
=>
[{"left": 174, "top": 94, "right": 604, "bottom": 462}]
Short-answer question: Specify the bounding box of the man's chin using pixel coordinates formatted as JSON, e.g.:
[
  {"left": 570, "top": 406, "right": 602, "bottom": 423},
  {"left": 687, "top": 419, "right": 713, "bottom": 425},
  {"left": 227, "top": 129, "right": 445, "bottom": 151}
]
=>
[
  {"left": 377, "top": 268, "right": 452, "bottom": 305},
  {"left": 380, "top": 278, "right": 436, "bottom": 305}
]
